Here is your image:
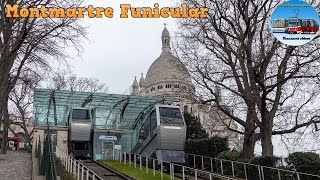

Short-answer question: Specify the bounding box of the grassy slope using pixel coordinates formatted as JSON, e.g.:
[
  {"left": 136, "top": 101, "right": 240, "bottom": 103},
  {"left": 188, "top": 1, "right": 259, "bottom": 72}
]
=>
[{"left": 101, "top": 160, "right": 181, "bottom": 180}]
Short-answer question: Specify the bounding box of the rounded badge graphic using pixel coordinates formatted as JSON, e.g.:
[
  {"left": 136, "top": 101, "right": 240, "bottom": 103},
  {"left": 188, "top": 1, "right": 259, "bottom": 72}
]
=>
[{"left": 270, "top": 0, "right": 320, "bottom": 46}]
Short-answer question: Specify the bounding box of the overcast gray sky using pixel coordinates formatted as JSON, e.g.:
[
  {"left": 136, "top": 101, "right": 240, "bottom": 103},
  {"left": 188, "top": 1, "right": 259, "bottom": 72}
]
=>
[{"left": 70, "top": 0, "right": 178, "bottom": 94}]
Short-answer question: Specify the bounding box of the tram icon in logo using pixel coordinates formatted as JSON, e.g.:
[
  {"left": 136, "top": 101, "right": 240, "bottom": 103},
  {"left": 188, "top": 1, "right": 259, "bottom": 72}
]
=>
[{"left": 270, "top": 0, "right": 320, "bottom": 46}]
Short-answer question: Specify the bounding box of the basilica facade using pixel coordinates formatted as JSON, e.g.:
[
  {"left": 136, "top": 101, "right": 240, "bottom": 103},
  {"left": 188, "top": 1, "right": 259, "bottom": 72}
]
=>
[{"left": 131, "top": 26, "right": 240, "bottom": 149}]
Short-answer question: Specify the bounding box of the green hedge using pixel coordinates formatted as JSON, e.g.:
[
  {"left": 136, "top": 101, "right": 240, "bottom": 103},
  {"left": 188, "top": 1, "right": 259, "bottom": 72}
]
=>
[
  {"left": 248, "top": 156, "right": 280, "bottom": 180},
  {"left": 185, "top": 136, "right": 229, "bottom": 157},
  {"left": 286, "top": 152, "right": 320, "bottom": 179},
  {"left": 214, "top": 152, "right": 280, "bottom": 180},
  {"left": 185, "top": 136, "right": 229, "bottom": 170},
  {"left": 216, "top": 151, "right": 244, "bottom": 177}
]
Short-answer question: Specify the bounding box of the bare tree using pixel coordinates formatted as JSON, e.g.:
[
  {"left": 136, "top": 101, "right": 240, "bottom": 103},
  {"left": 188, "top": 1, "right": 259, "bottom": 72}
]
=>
[
  {"left": 0, "top": 0, "right": 86, "bottom": 153},
  {"left": 176, "top": 0, "right": 320, "bottom": 158},
  {"left": 7, "top": 70, "right": 108, "bottom": 150},
  {"left": 49, "top": 71, "right": 109, "bottom": 93},
  {"left": 8, "top": 72, "right": 41, "bottom": 148}
]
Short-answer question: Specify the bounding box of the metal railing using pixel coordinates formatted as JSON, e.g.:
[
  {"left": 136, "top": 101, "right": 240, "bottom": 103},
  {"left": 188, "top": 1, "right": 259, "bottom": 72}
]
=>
[
  {"left": 185, "top": 153, "right": 320, "bottom": 180},
  {"left": 105, "top": 149, "right": 234, "bottom": 180},
  {"left": 55, "top": 147, "right": 104, "bottom": 180}
]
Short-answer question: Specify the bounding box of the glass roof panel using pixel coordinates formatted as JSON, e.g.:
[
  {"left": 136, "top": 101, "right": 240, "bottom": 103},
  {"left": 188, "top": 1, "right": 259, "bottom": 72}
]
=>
[{"left": 33, "top": 88, "right": 175, "bottom": 129}]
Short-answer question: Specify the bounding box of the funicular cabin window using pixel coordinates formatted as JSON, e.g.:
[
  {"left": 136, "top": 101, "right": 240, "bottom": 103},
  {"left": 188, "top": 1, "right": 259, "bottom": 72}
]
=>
[
  {"left": 145, "top": 118, "right": 150, "bottom": 135},
  {"left": 139, "top": 118, "right": 150, "bottom": 143},
  {"left": 150, "top": 110, "right": 157, "bottom": 131},
  {"left": 159, "top": 107, "right": 184, "bottom": 125},
  {"left": 72, "top": 109, "right": 90, "bottom": 120},
  {"left": 139, "top": 123, "right": 147, "bottom": 143}
]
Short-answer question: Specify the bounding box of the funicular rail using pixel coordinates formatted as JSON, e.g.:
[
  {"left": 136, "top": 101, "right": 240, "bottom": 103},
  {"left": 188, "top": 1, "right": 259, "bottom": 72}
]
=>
[
  {"left": 56, "top": 147, "right": 130, "bottom": 180},
  {"left": 91, "top": 160, "right": 132, "bottom": 180}
]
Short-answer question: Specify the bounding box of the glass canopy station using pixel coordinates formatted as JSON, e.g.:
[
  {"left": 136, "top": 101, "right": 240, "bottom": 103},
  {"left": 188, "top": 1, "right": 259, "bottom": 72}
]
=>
[{"left": 33, "top": 88, "right": 175, "bottom": 160}]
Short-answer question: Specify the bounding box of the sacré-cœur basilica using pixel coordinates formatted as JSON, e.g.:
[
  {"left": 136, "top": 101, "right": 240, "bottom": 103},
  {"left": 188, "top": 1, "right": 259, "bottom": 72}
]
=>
[{"left": 130, "top": 26, "right": 241, "bottom": 150}]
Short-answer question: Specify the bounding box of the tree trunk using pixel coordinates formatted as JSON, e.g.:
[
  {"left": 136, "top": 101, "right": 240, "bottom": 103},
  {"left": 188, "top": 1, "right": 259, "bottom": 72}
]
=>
[
  {"left": 242, "top": 127, "right": 257, "bottom": 159},
  {"left": 242, "top": 120, "right": 257, "bottom": 159},
  {"left": 261, "top": 120, "right": 274, "bottom": 156},
  {"left": 243, "top": 134, "right": 256, "bottom": 159},
  {"left": 1, "top": 97, "right": 9, "bottom": 154},
  {"left": 242, "top": 108, "right": 259, "bottom": 159}
]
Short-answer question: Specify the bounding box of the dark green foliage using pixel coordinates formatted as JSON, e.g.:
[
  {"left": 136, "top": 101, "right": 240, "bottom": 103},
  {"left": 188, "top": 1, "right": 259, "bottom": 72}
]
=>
[
  {"left": 248, "top": 156, "right": 280, "bottom": 180},
  {"left": 276, "top": 166, "right": 298, "bottom": 180},
  {"left": 216, "top": 151, "right": 242, "bottom": 177},
  {"left": 185, "top": 136, "right": 229, "bottom": 170},
  {"left": 185, "top": 136, "right": 229, "bottom": 157},
  {"left": 184, "top": 113, "right": 208, "bottom": 140},
  {"left": 234, "top": 159, "right": 250, "bottom": 178},
  {"left": 286, "top": 152, "right": 320, "bottom": 179},
  {"left": 250, "top": 156, "right": 280, "bottom": 167},
  {"left": 217, "top": 151, "right": 241, "bottom": 161}
]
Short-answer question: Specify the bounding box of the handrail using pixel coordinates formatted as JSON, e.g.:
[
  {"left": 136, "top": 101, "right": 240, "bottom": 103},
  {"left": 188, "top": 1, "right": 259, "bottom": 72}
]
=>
[
  {"left": 185, "top": 153, "right": 320, "bottom": 179},
  {"left": 104, "top": 149, "right": 320, "bottom": 180},
  {"left": 108, "top": 149, "right": 234, "bottom": 180},
  {"left": 55, "top": 147, "right": 104, "bottom": 180}
]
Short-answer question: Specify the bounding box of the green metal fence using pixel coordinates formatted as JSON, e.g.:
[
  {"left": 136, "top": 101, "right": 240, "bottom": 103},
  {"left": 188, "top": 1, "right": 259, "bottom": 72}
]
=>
[{"left": 35, "top": 127, "right": 57, "bottom": 180}]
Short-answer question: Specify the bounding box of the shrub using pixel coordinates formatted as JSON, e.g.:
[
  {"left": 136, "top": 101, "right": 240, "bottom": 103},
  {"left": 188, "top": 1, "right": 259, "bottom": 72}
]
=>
[
  {"left": 215, "top": 151, "right": 244, "bottom": 177},
  {"left": 217, "top": 151, "right": 241, "bottom": 161},
  {"left": 286, "top": 152, "right": 320, "bottom": 179},
  {"left": 248, "top": 156, "right": 280, "bottom": 180},
  {"left": 185, "top": 136, "right": 229, "bottom": 170},
  {"left": 185, "top": 136, "right": 229, "bottom": 157}
]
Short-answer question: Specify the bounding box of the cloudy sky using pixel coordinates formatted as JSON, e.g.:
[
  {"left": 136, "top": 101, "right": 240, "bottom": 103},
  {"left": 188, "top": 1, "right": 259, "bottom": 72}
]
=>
[{"left": 69, "top": 0, "right": 178, "bottom": 94}]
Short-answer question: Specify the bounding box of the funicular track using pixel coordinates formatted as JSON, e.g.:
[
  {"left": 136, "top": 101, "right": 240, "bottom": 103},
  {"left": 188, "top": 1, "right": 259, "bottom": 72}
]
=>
[
  {"left": 56, "top": 147, "right": 132, "bottom": 180},
  {"left": 80, "top": 159, "right": 132, "bottom": 180}
]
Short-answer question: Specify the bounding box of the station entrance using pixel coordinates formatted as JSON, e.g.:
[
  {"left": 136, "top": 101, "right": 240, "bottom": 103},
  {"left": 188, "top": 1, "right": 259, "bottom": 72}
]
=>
[{"left": 102, "top": 140, "right": 114, "bottom": 159}]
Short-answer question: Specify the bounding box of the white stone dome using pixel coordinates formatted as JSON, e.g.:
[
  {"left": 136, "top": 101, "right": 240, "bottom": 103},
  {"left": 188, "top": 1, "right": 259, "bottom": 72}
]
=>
[
  {"left": 141, "top": 26, "right": 195, "bottom": 99},
  {"left": 144, "top": 51, "right": 193, "bottom": 87}
]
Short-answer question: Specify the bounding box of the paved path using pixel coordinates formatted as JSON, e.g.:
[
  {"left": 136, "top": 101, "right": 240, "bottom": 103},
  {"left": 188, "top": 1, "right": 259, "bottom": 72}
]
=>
[{"left": 0, "top": 151, "right": 32, "bottom": 180}]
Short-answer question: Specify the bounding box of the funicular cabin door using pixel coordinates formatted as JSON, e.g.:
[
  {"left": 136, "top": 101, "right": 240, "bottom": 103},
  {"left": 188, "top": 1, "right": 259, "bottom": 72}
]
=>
[{"left": 102, "top": 140, "right": 114, "bottom": 160}]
